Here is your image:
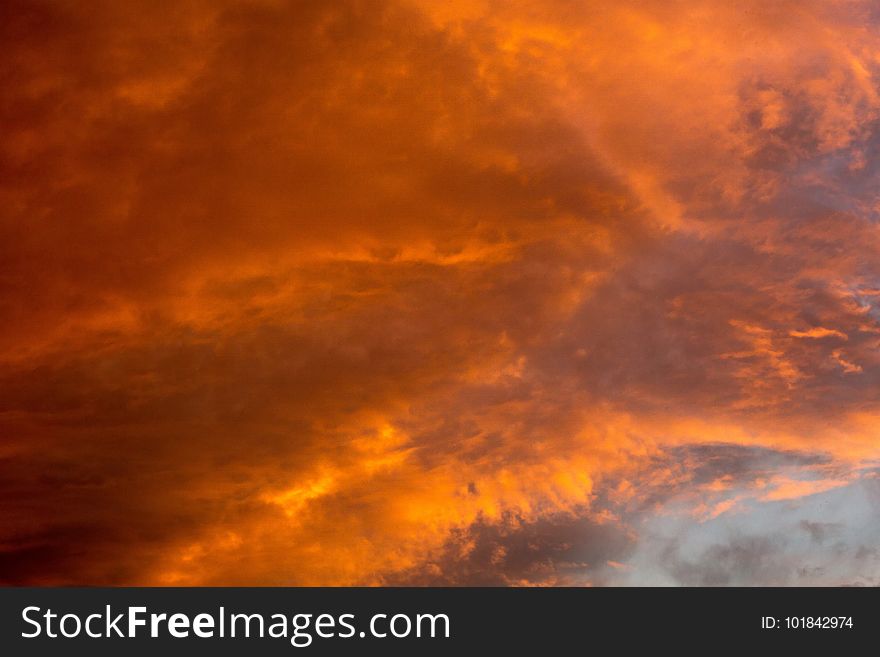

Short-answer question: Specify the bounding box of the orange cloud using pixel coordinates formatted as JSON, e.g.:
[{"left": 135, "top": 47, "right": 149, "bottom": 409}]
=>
[{"left": 2, "top": 0, "right": 880, "bottom": 586}]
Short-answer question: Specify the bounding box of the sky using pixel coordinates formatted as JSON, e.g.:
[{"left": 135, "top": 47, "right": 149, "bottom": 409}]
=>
[{"left": 2, "top": 0, "right": 880, "bottom": 586}]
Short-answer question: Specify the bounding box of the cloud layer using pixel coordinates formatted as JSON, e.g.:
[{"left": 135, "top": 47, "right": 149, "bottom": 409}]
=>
[{"left": 2, "top": 0, "right": 880, "bottom": 585}]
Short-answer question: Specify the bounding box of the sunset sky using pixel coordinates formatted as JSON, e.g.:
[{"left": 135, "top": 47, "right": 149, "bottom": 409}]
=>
[{"left": 2, "top": 0, "right": 880, "bottom": 586}]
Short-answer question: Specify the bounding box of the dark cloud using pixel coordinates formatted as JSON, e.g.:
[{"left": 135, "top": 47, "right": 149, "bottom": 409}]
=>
[
  {"left": 384, "top": 511, "right": 634, "bottom": 586},
  {"left": 799, "top": 520, "right": 840, "bottom": 544},
  {"left": 661, "top": 535, "right": 780, "bottom": 587}
]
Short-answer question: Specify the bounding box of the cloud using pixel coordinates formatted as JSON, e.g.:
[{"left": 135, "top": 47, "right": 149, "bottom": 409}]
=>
[
  {"left": 2, "top": 0, "right": 880, "bottom": 585},
  {"left": 384, "top": 512, "right": 634, "bottom": 586},
  {"left": 620, "top": 470, "right": 880, "bottom": 586}
]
